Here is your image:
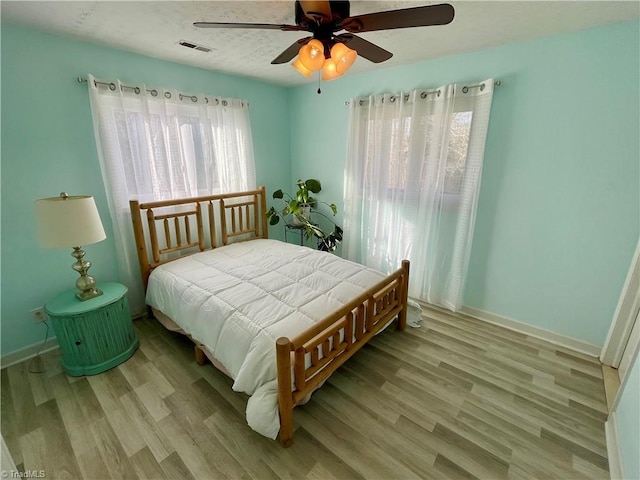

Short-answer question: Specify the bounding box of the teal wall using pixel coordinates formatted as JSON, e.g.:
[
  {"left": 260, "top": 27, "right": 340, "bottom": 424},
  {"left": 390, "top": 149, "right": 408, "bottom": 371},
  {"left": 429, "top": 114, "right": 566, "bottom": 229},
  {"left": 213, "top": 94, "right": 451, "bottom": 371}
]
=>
[
  {"left": 289, "top": 20, "right": 640, "bottom": 347},
  {"left": 1, "top": 23, "right": 291, "bottom": 356},
  {"left": 1, "top": 17, "right": 639, "bottom": 477},
  {"left": 616, "top": 353, "right": 640, "bottom": 480},
  {"left": 2, "top": 20, "right": 639, "bottom": 354}
]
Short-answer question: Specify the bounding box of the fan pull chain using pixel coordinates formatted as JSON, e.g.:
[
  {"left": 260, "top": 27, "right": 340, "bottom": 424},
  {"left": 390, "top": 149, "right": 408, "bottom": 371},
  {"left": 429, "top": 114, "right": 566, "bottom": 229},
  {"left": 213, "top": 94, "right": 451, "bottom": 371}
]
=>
[{"left": 317, "top": 71, "right": 322, "bottom": 95}]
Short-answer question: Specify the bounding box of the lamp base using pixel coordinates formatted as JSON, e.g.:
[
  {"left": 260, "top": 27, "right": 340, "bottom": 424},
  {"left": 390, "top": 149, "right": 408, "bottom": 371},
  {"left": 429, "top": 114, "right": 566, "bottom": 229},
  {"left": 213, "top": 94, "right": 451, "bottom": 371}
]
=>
[
  {"left": 76, "top": 288, "right": 103, "bottom": 301},
  {"left": 71, "top": 246, "right": 102, "bottom": 301}
]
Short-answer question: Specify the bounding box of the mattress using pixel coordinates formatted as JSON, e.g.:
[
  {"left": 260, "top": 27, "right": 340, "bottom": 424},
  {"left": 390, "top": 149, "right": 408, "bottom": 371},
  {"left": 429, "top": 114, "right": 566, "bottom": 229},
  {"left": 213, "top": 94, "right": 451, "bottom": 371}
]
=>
[{"left": 145, "top": 238, "right": 387, "bottom": 439}]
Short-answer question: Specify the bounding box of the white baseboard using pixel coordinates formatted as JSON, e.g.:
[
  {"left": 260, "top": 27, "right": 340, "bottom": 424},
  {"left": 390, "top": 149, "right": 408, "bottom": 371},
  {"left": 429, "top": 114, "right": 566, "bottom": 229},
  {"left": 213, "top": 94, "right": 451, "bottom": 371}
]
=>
[
  {"left": 460, "top": 305, "right": 602, "bottom": 357},
  {"left": 605, "top": 414, "right": 624, "bottom": 480},
  {"left": 0, "top": 337, "right": 59, "bottom": 369}
]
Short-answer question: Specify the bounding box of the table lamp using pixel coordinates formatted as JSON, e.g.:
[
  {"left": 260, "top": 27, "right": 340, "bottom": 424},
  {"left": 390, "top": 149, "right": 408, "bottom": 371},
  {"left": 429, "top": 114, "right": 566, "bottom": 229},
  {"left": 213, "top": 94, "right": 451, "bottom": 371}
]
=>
[{"left": 35, "top": 193, "right": 107, "bottom": 301}]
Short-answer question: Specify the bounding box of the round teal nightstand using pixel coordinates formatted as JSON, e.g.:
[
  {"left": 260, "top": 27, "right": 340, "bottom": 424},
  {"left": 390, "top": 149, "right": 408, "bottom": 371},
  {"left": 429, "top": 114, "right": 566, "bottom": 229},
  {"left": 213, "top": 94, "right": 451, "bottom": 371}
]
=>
[{"left": 45, "top": 282, "right": 139, "bottom": 376}]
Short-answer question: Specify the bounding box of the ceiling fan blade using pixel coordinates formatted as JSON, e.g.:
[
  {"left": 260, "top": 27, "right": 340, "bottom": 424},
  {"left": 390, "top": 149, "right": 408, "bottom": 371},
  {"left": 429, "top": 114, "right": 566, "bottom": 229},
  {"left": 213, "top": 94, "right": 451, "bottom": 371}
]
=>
[
  {"left": 271, "top": 37, "right": 312, "bottom": 64},
  {"left": 342, "top": 3, "right": 454, "bottom": 33},
  {"left": 336, "top": 34, "right": 392, "bottom": 63},
  {"left": 194, "top": 22, "right": 305, "bottom": 32}
]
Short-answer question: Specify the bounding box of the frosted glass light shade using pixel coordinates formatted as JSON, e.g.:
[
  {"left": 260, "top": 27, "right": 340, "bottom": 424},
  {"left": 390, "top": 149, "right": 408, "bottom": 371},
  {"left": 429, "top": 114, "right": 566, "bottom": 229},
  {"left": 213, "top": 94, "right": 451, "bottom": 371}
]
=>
[
  {"left": 35, "top": 195, "right": 106, "bottom": 248},
  {"left": 298, "top": 39, "right": 325, "bottom": 71},
  {"left": 292, "top": 59, "right": 313, "bottom": 78},
  {"left": 331, "top": 43, "right": 357, "bottom": 74},
  {"left": 321, "top": 58, "right": 343, "bottom": 81}
]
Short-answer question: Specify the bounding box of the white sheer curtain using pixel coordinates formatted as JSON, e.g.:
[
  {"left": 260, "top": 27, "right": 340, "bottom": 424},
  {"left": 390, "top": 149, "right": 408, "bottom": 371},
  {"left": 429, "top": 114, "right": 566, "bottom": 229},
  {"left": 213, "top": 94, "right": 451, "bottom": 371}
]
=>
[
  {"left": 87, "top": 74, "right": 256, "bottom": 313},
  {"left": 343, "top": 80, "right": 494, "bottom": 311}
]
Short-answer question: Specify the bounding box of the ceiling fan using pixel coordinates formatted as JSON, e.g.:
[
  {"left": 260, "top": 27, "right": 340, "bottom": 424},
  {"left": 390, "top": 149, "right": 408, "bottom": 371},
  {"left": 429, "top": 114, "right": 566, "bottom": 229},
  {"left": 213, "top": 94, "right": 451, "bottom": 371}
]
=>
[{"left": 194, "top": 1, "right": 455, "bottom": 82}]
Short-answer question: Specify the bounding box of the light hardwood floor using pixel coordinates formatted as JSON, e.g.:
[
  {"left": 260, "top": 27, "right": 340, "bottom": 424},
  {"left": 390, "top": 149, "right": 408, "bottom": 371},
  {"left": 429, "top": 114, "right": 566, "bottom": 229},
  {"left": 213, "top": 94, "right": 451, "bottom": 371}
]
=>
[{"left": 1, "top": 305, "right": 610, "bottom": 479}]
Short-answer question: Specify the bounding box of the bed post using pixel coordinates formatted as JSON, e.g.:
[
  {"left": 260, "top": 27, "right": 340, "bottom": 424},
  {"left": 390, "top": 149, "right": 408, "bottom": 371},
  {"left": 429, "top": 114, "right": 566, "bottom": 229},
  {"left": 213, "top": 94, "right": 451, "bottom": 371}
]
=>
[
  {"left": 259, "top": 185, "right": 269, "bottom": 239},
  {"left": 219, "top": 199, "right": 228, "bottom": 245},
  {"left": 276, "top": 337, "right": 294, "bottom": 447},
  {"left": 397, "top": 260, "right": 410, "bottom": 331},
  {"left": 129, "top": 200, "right": 151, "bottom": 289},
  {"left": 194, "top": 344, "right": 209, "bottom": 366}
]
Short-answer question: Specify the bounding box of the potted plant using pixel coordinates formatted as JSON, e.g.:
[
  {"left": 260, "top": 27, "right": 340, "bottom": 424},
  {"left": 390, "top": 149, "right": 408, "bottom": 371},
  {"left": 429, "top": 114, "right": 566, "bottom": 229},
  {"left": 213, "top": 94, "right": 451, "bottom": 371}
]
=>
[{"left": 266, "top": 179, "right": 343, "bottom": 252}]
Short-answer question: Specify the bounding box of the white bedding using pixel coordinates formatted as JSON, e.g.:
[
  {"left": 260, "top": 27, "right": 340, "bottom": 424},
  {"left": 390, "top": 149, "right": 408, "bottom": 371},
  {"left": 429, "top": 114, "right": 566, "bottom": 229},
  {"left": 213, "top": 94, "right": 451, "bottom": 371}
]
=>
[{"left": 145, "top": 238, "right": 387, "bottom": 439}]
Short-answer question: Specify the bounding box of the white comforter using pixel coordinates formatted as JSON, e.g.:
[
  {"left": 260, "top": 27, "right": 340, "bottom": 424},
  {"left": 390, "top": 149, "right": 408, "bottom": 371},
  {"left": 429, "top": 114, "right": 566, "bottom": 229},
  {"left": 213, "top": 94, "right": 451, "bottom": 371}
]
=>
[{"left": 146, "top": 238, "right": 386, "bottom": 439}]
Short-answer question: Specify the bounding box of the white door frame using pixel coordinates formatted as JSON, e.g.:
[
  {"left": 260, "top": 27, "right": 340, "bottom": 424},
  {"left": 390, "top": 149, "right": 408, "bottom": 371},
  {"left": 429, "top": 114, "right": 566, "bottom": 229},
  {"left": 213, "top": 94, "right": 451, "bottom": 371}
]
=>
[
  {"left": 601, "top": 239, "right": 640, "bottom": 370},
  {"left": 602, "top": 240, "right": 640, "bottom": 480},
  {"left": 618, "top": 308, "right": 639, "bottom": 381}
]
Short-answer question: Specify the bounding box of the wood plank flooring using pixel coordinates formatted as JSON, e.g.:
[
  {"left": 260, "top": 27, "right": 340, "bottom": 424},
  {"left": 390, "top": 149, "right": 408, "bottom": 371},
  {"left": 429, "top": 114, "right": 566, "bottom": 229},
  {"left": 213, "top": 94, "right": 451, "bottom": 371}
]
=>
[{"left": 1, "top": 305, "right": 610, "bottom": 479}]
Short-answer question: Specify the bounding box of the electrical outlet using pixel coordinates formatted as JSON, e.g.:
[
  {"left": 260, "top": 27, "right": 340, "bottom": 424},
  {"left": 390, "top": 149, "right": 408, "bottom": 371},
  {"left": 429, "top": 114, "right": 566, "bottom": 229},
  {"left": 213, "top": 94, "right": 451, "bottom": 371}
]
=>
[{"left": 30, "top": 307, "right": 47, "bottom": 323}]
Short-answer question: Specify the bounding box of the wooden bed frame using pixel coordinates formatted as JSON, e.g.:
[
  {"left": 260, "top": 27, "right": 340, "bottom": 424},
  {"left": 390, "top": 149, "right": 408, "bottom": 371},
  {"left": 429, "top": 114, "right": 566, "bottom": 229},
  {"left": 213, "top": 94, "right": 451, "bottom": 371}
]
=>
[{"left": 129, "top": 186, "right": 410, "bottom": 447}]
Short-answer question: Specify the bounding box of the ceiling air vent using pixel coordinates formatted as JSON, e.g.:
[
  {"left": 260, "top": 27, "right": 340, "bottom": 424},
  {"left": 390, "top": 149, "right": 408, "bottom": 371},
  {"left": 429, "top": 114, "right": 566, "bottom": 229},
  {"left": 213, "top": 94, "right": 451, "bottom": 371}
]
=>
[{"left": 179, "top": 40, "right": 212, "bottom": 53}]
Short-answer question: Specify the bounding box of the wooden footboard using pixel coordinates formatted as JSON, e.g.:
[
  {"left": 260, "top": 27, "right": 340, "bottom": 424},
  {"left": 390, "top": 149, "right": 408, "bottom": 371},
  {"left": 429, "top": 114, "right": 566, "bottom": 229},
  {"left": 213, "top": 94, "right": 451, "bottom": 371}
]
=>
[{"left": 276, "top": 260, "right": 410, "bottom": 447}]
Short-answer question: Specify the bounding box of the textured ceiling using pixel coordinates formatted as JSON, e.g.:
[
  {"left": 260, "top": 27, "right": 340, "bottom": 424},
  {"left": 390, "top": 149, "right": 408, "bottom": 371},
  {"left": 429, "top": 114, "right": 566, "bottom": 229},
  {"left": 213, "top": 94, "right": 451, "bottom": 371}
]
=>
[{"left": 2, "top": 1, "right": 639, "bottom": 87}]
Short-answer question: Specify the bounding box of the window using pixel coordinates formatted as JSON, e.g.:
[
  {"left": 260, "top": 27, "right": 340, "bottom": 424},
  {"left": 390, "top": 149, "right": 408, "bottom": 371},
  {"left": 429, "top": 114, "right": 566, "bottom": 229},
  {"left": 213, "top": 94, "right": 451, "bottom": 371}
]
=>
[
  {"left": 86, "top": 74, "right": 256, "bottom": 312},
  {"left": 444, "top": 111, "right": 473, "bottom": 194},
  {"left": 105, "top": 96, "right": 255, "bottom": 202},
  {"left": 365, "top": 106, "right": 473, "bottom": 198},
  {"left": 344, "top": 81, "right": 495, "bottom": 310}
]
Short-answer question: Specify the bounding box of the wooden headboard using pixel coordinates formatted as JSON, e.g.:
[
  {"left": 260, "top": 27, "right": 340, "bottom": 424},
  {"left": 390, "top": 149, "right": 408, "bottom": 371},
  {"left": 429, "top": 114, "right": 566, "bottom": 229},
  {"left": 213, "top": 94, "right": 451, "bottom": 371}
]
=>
[{"left": 129, "top": 186, "right": 269, "bottom": 288}]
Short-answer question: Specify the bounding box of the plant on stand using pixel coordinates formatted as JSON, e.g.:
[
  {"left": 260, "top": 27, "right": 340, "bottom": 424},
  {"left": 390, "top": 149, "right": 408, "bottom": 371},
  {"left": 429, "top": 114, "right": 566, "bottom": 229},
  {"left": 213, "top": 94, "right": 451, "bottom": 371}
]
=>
[{"left": 266, "top": 179, "right": 343, "bottom": 252}]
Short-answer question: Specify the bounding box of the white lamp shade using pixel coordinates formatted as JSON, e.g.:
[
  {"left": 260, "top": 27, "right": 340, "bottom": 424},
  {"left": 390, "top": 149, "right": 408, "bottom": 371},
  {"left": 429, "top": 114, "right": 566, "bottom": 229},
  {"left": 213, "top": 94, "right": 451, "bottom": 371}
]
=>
[{"left": 35, "top": 195, "right": 106, "bottom": 248}]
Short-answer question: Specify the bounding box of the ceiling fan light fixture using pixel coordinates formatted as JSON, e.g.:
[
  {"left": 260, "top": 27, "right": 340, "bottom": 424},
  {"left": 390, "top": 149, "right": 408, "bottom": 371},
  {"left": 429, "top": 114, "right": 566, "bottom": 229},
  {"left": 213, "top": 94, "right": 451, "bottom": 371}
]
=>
[
  {"left": 291, "top": 58, "right": 313, "bottom": 78},
  {"left": 195, "top": 1, "right": 456, "bottom": 86},
  {"left": 298, "top": 39, "right": 325, "bottom": 71},
  {"left": 321, "top": 58, "right": 343, "bottom": 81},
  {"left": 330, "top": 43, "right": 357, "bottom": 74},
  {"left": 299, "top": 0, "right": 333, "bottom": 20}
]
